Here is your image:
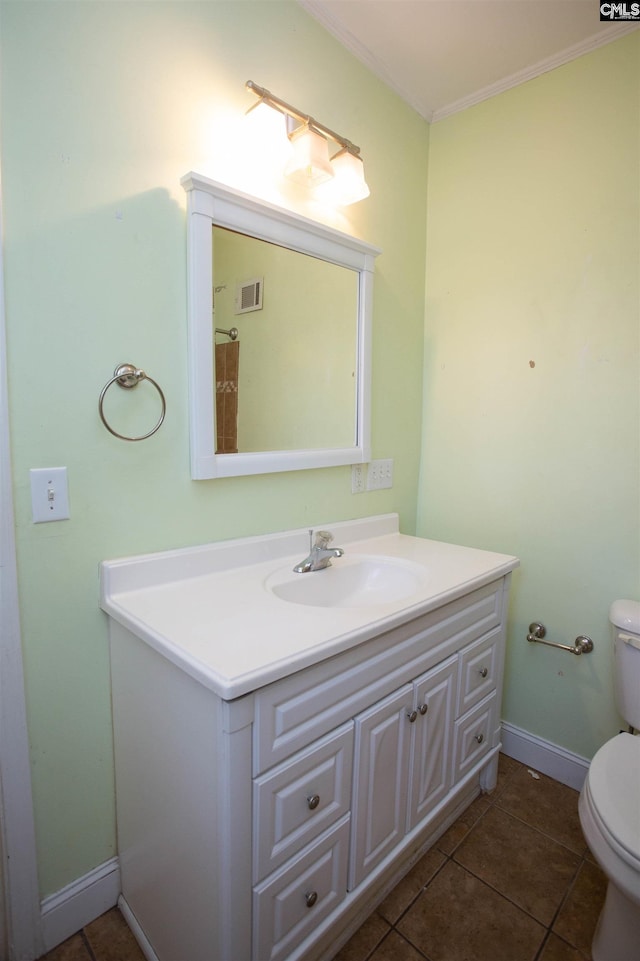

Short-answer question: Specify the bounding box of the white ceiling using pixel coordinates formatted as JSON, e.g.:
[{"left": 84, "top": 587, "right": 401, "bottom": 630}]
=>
[{"left": 299, "top": 0, "right": 637, "bottom": 121}]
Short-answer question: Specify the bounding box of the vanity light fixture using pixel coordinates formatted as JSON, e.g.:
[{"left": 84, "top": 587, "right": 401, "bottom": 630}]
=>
[
  {"left": 284, "top": 122, "right": 334, "bottom": 186},
  {"left": 245, "top": 80, "right": 370, "bottom": 205},
  {"left": 244, "top": 95, "right": 293, "bottom": 168},
  {"left": 314, "top": 146, "right": 370, "bottom": 205}
]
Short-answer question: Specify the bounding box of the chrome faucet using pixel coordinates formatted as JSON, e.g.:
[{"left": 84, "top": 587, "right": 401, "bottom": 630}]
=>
[{"left": 293, "top": 530, "right": 345, "bottom": 573}]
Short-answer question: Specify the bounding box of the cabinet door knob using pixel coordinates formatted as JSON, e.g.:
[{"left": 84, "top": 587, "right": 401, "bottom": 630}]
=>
[
  {"left": 418, "top": 703, "right": 428, "bottom": 715},
  {"left": 479, "top": 667, "right": 488, "bottom": 678},
  {"left": 474, "top": 733, "right": 484, "bottom": 744},
  {"left": 407, "top": 710, "right": 418, "bottom": 723},
  {"left": 305, "top": 891, "right": 318, "bottom": 908},
  {"left": 307, "top": 794, "right": 320, "bottom": 810}
]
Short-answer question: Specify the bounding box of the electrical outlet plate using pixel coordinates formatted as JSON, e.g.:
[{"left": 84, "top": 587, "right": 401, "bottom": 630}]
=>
[
  {"left": 367, "top": 458, "right": 393, "bottom": 491},
  {"left": 30, "top": 467, "right": 70, "bottom": 523},
  {"left": 351, "top": 464, "right": 365, "bottom": 494}
]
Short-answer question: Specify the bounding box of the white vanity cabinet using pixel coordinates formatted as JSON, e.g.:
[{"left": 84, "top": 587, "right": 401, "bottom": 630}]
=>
[{"left": 108, "top": 581, "right": 510, "bottom": 961}]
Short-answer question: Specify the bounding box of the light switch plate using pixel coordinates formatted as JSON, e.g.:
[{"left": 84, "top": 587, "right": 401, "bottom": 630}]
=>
[{"left": 30, "top": 467, "right": 70, "bottom": 523}]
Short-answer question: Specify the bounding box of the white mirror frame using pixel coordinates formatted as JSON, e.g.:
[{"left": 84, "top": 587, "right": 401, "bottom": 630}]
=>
[{"left": 181, "top": 173, "right": 381, "bottom": 479}]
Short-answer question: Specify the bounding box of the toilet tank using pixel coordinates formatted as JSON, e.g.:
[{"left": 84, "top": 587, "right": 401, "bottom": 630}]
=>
[{"left": 610, "top": 599, "right": 640, "bottom": 730}]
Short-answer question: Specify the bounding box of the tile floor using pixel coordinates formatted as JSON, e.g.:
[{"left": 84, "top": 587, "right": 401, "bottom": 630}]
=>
[{"left": 40, "top": 754, "right": 606, "bottom": 961}]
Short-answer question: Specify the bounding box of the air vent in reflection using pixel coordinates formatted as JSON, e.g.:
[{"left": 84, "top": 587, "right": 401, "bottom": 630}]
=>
[{"left": 235, "top": 277, "right": 263, "bottom": 314}]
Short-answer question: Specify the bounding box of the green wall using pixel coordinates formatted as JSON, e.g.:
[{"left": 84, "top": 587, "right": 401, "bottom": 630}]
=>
[
  {"left": 0, "top": 1, "right": 428, "bottom": 897},
  {"left": 419, "top": 34, "right": 640, "bottom": 760}
]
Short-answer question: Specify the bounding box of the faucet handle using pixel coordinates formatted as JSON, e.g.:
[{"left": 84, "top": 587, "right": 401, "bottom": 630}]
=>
[{"left": 314, "top": 530, "right": 333, "bottom": 549}]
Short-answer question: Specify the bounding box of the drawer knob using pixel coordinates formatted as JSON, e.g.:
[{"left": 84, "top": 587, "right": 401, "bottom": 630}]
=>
[
  {"left": 479, "top": 667, "right": 488, "bottom": 678},
  {"left": 305, "top": 891, "right": 318, "bottom": 908},
  {"left": 307, "top": 794, "right": 320, "bottom": 811},
  {"left": 407, "top": 710, "right": 418, "bottom": 723},
  {"left": 475, "top": 733, "right": 484, "bottom": 744},
  {"left": 418, "top": 703, "right": 428, "bottom": 715}
]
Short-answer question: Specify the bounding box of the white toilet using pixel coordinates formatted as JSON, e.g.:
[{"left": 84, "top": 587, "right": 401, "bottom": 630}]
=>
[{"left": 579, "top": 599, "right": 640, "bottom": 961}]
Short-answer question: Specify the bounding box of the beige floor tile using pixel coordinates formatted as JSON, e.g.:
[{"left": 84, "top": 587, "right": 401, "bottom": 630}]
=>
[
  {"left": 377, "top": 846, "right": 446, "bottom": 924},
  {"left": 553, "top": 860, "right": 606, "bottom": 957},
  {"left": 84, "top": 907, "right": 146, "bottom": 961},
  {"left": 331, "top": 912, "right": 391, "bottom": 961},
  {"left": 40, "top": 934, "right": 91, "bottom": 961},
  {"left": 454, "top": 805, "right": 581, "bottom": 925},
  {"left": 496, "top": 766, "right": 586, "bottom": 855},
  {"left": 397, "top": 860, "right": 545, "bottom": 961}
]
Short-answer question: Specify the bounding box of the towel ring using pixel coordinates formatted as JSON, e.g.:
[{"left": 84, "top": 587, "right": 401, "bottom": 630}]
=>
[{"left": 99, "top": 364, "right": 166, "bottom": 442}]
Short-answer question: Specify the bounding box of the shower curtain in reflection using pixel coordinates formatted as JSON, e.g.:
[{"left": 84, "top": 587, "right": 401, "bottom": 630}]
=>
[{"left": 215, "top": 341, "right": 239, "bottom": 453}]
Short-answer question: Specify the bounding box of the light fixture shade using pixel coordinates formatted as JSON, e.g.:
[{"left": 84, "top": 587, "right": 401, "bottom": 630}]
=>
[
  {"left": 284, "top": 124, "right": 334, "bottom": 186},
  {"left": 244, "top": 99, "right": 292, "bottom": 168},
  {"left": 315, "top": 148, "right": 370, "bottom": 206}
]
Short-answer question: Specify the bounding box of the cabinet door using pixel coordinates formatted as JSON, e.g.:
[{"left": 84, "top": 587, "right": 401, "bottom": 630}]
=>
[
  {"left": 349, "top": 684, "right": 412, "bottom": 890},
  {"left": 407, "top": 655, "right": 457, "bottom": 831}
]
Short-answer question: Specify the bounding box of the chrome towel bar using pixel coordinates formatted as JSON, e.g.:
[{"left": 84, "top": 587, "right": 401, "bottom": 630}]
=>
[{"left": 527, "top": 622, "right": 594, "bottom": 655}]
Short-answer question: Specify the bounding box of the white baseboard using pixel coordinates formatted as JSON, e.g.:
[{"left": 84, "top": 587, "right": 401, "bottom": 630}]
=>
[
  {"left": 40, "top": 856, "right": 120, "bottom": 951},
  {"left": 501, "top": 721, "right": 590, "bottom": 792}
]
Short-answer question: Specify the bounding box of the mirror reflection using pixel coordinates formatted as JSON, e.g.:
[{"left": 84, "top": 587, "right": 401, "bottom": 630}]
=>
[
  {"left": 213, "top": 226, "right": 358, "bottom": 454},
  {"left": 181, "top": 172, "right": 380, "bottom": 479}
]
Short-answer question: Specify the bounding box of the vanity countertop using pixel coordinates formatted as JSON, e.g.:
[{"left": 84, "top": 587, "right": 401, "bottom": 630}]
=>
[{"left": 100, "top": 514, "right": 519, "bottom": 700}]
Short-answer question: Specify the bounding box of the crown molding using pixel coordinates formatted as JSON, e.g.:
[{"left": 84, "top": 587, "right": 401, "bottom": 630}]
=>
[{"left": 431, "top": 23, "right": 639, "bottom": 122}]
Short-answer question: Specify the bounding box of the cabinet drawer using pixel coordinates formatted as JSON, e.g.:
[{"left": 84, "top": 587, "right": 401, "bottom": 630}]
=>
[
  {"left": 254, "top": 580, "right": 505, "bottom": 773},
  {"left": 253, "top": 724, "right": 353, "bottom": 883},
  {"left": 253, "top": 815, "right": 350, "bottom": 961},
  {"left": 457, "top": 628, "right": 501, "bottom": 716},
  {"left": 453, "top": 691, "right": 497, "bottom": 782}
]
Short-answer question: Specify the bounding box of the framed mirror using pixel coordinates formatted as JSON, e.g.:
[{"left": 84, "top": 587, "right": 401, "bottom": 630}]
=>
[{"left": 181, "top": 173, "right": 381, "bottom": 479}]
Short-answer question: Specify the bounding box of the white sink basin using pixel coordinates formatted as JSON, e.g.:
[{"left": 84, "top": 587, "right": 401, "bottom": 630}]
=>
[{"left": 265, "top": 554, "right": 427, "bottom": 608}]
